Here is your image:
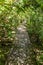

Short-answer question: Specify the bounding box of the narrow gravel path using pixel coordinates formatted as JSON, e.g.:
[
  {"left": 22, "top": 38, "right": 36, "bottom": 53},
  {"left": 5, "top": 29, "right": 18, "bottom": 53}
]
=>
[{"left": 5, "top": 22, "right": 33, "bottom": 65}]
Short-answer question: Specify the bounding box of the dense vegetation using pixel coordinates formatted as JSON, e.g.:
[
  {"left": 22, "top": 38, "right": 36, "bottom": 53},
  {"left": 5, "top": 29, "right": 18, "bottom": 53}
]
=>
[{"left": 0, "top": 0, "right": 43, "bottom": 65}]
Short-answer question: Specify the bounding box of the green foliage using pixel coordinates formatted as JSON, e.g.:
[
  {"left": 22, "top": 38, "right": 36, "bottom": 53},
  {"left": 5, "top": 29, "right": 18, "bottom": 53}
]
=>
[
  {"left": 0, "top": 0, "right": 20, "bottom": 65},
  {"left": 0, "top": 0, "right": 43, "bottom": 65},
  {"left": 25, "top": 0, "right": 43, "bottom": 65},
  {"left": 36, "top": 0, "right": 43, "bottom": 7}
]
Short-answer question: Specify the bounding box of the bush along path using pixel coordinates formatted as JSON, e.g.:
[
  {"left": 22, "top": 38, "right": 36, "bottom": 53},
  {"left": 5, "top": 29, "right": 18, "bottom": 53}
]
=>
[{"left": 5, "top": 21, "right": 36, "bottom": 65}]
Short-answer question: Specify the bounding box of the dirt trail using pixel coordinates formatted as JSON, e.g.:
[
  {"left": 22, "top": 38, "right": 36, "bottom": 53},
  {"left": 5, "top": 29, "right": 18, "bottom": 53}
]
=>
[{"left": 5, "top": 22, "right": 33, "bottom": 65}]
